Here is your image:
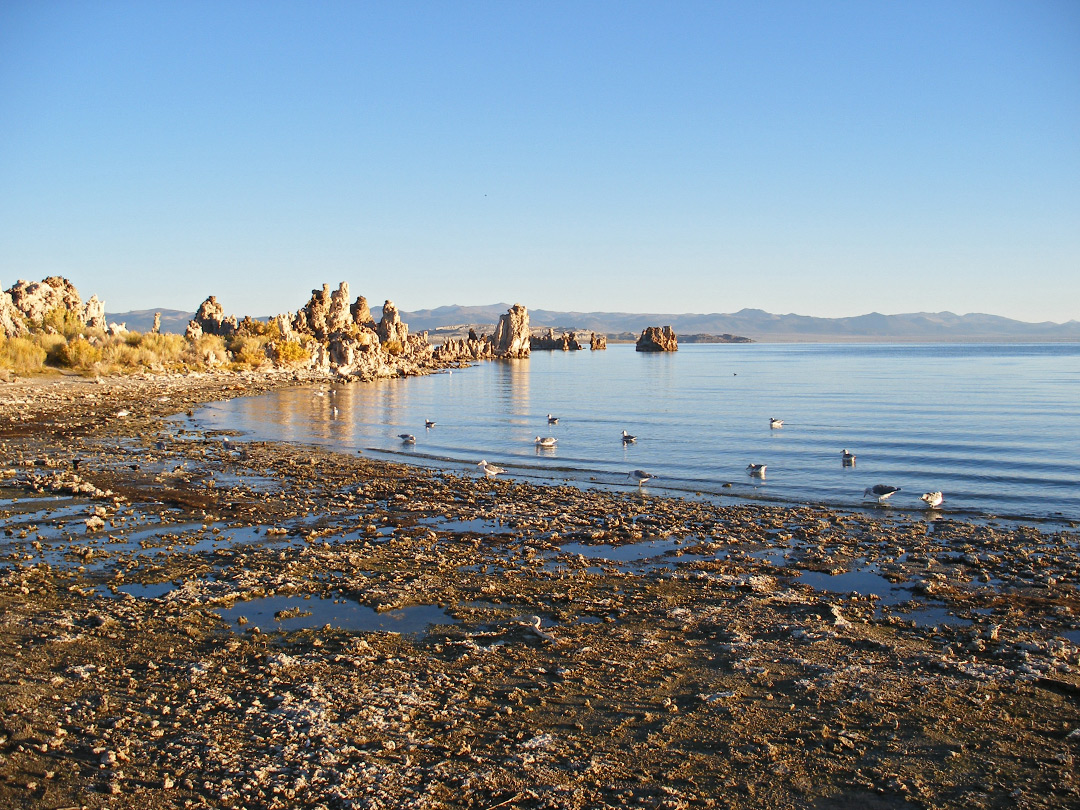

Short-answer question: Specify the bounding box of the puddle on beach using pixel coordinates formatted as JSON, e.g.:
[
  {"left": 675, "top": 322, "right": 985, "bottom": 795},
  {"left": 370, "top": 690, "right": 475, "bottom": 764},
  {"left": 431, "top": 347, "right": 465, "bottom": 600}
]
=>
[
  {"left": 797, "top": 566, "right": 972, "bottom": 627},
  {"left": 115, "top": 581, "right": 177, "bottom": 599},
  {"left": 418, "top": 516, "right": 509, "bottom": 535},
  {"left": 798, "top": 568, "right": 914, "bottom": 607},
  {"left": 216, "top": 595, "right": 456, "bottom": 637},
  {"left": 559, "top": 537, "right": 686, "bottom": 563}
]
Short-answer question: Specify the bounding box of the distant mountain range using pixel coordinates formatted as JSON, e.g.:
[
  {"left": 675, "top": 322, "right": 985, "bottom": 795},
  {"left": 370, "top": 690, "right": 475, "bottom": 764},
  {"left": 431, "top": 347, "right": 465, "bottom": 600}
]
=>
[{"left": 106, "top": 304, "right": 1080, "bottom": 343}]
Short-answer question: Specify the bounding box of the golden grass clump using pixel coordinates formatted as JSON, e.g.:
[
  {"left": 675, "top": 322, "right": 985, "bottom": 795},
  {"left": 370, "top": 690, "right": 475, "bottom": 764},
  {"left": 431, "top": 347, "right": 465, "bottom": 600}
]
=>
[
  {"left": 271, "top": 339, "right": 310, "bottom": 366},
  {"left": 0, "top": 337, "right": 48, "bottom": 374}
]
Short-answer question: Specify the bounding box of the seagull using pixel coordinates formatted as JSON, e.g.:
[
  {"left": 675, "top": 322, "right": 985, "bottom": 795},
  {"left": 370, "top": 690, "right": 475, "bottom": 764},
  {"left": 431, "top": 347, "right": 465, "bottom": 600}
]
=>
[
  {"left": 621, "top": 430, "right": 637, "bottom": 444},
  {"left": 547, "top": 414, "right": 559, "bottom": 425},
  {"left": 398, "top": 433, "right": 416, "bottom": 444},
  {"left": 627, "top": 469, "right": 653, "bottom": 486},
  {"left": 920, "top": 491, "right": 944, "bottom": 509},
  {"left": 534, "top": 436, "right": 558, "bottom": 448},
  {"left": 841, "top": 449, "right": 856, "bottom": 465},
  {"left": 864, "top": 484, "right": 901, "bottom": 502},
  {"left": 746, "top": 463, "right": 767, "bottom": 477},
  {"left": 770, "top": 418, "right": 783, "bottom": 429},
  {"left": 331, "top": 406, "right": 339, "bottom": 418},
  {"left": 425, "top": 419, "right": 436, "bottom": 428},
  {"left": 478, "top": 460, "right": 505, "bottom": 478}
]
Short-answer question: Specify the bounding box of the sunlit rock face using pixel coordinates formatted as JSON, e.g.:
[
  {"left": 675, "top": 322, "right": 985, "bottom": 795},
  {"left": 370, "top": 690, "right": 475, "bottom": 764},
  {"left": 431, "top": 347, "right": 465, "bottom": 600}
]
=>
[{"left": 635, "top": 325, "right": 678, "bottom": 352}]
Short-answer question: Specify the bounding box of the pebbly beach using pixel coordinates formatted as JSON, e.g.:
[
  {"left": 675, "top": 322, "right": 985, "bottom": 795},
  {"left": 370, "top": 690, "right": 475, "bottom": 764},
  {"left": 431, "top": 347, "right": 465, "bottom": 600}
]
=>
[{"left": 1, "top": 371, "right": 1078, "bottom": 810}]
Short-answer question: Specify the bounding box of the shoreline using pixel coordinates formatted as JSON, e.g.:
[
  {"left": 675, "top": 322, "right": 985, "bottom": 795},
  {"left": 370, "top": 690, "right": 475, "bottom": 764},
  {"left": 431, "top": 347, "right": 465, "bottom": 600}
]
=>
[{"left": 1, "top": 373, "right": 1079, "bottom": 809}]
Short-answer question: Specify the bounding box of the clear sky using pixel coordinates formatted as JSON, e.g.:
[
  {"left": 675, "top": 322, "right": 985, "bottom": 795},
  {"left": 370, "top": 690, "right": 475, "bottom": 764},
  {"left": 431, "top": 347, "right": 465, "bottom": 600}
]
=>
[{"left": 2, "top": 1, "right": 1078, "bottom": 322}]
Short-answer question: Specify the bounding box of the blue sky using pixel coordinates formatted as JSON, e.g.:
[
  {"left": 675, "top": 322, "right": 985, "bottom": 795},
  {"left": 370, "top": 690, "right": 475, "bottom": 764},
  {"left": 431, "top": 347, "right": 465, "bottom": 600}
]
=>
[{"left": 2, "top": 1, "right": 1078, "bottom": 322}]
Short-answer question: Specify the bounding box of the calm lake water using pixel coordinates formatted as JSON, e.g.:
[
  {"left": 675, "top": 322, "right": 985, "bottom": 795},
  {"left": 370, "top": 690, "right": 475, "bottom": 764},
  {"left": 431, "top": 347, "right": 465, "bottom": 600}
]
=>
[{"left": 192, "top": 343, "right": 1080, "bottom": 524}]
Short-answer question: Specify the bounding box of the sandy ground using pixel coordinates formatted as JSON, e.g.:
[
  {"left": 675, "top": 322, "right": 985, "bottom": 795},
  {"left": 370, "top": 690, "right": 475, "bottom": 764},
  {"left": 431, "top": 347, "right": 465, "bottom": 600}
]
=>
[{"left": 1, "top": 372, "right": 1078, "bottom": 809}]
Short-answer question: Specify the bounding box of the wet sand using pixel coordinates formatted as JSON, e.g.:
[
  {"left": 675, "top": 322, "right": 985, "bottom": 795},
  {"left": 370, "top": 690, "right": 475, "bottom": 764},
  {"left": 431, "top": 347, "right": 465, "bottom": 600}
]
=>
[{"left": 1, "top": 372, "right": 1079, "bottom": 809}]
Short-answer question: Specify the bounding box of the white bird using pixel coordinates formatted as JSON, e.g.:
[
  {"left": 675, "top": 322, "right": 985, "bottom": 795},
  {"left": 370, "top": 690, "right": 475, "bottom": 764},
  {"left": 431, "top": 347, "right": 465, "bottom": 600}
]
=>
[
  {"left": 478, "top": 460, "right": 505, "bottom": 478},
  {"left": 331, "top": 406, "right": 339, "bottom": 418},
  {"left": 864, "top": 484, "right": 901, "bottom": 502},
  {"left": 534, "top": 436, "right": 557, "bottom": 448},
  {"left": 425, "top": 419, "right": 436, "bottom": 428},
  {"left": 398, "top": 433, "right": 416, "bottom": 444},
  {"left": 547, "top": 414, "right": 559, "bottom": 424},
  {"left": 746, "top": 463, "right": 767, "bottom": 476},
  {"left": 621, "top": 430, "right": 637, "bottom": 444},
  {"left": 841, "top": 449, "right": 856, "bottom": 465},
  {"left": 627, "top": 469, "right": 653, "bottom": 486},
  {"left": 920, "top": 491, "right": 944, "bottom": 508},
  {"left": 770, "top": 418, "right": 783, "bottom": 429}
]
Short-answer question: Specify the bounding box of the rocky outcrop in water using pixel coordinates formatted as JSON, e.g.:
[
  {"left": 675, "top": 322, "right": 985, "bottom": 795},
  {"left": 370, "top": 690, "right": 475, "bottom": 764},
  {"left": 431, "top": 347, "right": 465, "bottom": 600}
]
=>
[
  {"left": 636, "top": 326, "right": 678, "bottom": 352},
  {"left": 590, "top": 332, "right": 607, "bottom": 350},
  {"left": 531, "top": 328, "right": 584, "bottom": 351},
  {"left": 490, "top": 304, "right": 531, "bottom": 358},
  {"left": 2, "top": 276, "right": 106, "bottom": 337}
]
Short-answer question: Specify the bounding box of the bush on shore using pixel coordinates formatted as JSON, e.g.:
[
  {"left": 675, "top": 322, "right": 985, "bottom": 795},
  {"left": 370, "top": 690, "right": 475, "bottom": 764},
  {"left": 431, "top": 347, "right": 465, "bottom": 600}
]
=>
[{"left": 0, "top": 325, "right": 291, "bottom": 377}]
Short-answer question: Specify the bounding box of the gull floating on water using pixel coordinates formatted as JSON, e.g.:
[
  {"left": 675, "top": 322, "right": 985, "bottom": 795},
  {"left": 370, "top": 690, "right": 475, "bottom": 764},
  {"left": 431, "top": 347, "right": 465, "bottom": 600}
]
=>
[
  {"left": 547, "top": 414, "right": 559, "bottom": 425},
  {"left": 477, "top": 460, "right": 505, "bottom": 478},
  {"left": 841, "top": 449, "right": 856, "bottom": 466},
  {"left": 534, "top": 436, "right": 558, "bottom": 448},
  {"left": 746, "top": 463, "right": 767, "bottom": 477},
  {"left": 920, "top": 491, "right": 944, "bottom": 508},
  {"left": 398, "top": 433, "right": 416, "bottom": 444},
  {"left": 770, "top": 418, "right": 783, "bottom": 429},
  {"left": 864, "top": 484, "right": 901, "bottom": 502},
  {"left": 622, "top": 430, "right": 637, "bottom": 444},
  {"left": 425, "top": 419, "right": 436, "bottom": 428},
  {"left": 627, "top": 469, "right": 653, "bottom": 486}
]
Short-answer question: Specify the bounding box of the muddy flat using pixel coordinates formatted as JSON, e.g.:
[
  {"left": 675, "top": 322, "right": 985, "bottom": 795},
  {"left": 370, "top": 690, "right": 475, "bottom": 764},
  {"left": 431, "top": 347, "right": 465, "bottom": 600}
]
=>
[{"left": 1, "top": 373, "right": 1078, "bottom": 809}]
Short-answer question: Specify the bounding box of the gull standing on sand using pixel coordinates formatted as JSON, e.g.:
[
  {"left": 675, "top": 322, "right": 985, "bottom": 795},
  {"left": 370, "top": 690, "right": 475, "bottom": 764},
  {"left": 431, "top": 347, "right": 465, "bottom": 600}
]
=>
[
  {"left": 841, "top": 449, "right": 856, "bottom": 466},
  {"left": 864, "top": 484, "right": 901, "bottom": 502},
  {"left": 746, "top": 463, "right": 767, "bottom": 476},
  {"left": 622, "top": 430, "right": 637, "bottom": 444},
  {"left": 547, "top": 414, "right": 559, "bottom": 425},
  {"left": 627, "top": 469, "right": 653, "bottom": 486},
  {"left": 534, "top": 436, "right": 557, "bottom": 448},
  {"left": 920, "top": 491, "right": 944, "bottom": 508},
  {"left": 770, "top": 418, "right": 783, "bottom": 429}
]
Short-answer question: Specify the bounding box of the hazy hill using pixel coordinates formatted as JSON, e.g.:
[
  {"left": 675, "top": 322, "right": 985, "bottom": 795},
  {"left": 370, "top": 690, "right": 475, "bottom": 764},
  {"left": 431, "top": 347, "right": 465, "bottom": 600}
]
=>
[
  {"left": 106, "top": 304, "right": 1080, "bottom": 343},
  {"left": 401, "top": 305, "right": 1080, "bottom": 343}
]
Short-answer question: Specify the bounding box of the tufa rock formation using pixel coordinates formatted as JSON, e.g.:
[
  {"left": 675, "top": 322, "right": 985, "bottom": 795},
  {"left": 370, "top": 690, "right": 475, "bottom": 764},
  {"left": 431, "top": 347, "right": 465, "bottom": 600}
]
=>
[
  {"left": 531, "top": 328, "right": 584, "bottom": 351},
  {"left": 590, "top": 332, "right": 607, "bottom": 350},
  {"left": 2, "top": 276, "right": 106, "bottom": 337},
  {"left": 0, "top": 284, "right": 22, "bottom": 338},
  {"left": 489, "top": 304, "right": 531, "bottom": 358},
  {"left": 636, "top": 326, "right": 678, "bottom": 352},
  {"left": 187, "top": 296, "right": 238, "bottom": 339}
]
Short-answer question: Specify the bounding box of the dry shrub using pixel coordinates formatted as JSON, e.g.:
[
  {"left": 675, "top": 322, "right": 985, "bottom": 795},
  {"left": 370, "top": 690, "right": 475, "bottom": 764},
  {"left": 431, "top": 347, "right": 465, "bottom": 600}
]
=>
[
  {"left": 0, "top": 337, "right": 47, "bottom": 374},
  {"left": 271, "top": 339, "right": 310, "bottom": 366},
  {"left": 59, "top": 338, "right": 103, "bottom": 372},
  {"left": 228, "top": 335, "right": 267, "bottom": 367},
  {"left": 187, "top": 334, "right": 228, "bottom": 367},
  {"left": 138, "top": 333, "right": 187, "bottom": 366},
  {"left": 41, "top": 307, "right": 84, "bottom": 340},
  {"left": 40, "top": 334, "right": 69, "bottom": 366},
  {"left": 383, "top": 339, "right": 403, "bottom": 356}
]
